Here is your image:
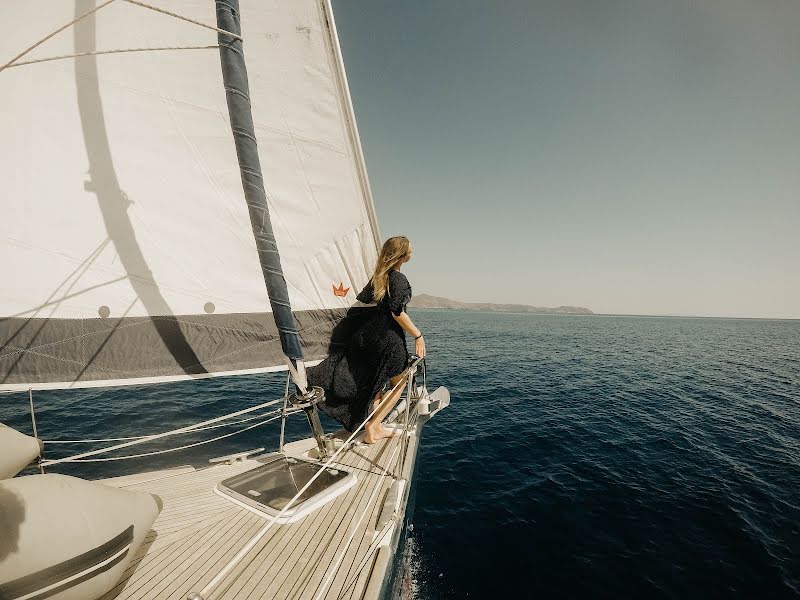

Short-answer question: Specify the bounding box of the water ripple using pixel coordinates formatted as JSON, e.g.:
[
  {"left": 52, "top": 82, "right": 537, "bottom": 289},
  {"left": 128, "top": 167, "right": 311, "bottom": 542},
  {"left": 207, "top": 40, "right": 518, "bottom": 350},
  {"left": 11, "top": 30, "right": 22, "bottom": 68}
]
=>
[{"left": 1, "top": 312, "right": 798, "bottom": 598}]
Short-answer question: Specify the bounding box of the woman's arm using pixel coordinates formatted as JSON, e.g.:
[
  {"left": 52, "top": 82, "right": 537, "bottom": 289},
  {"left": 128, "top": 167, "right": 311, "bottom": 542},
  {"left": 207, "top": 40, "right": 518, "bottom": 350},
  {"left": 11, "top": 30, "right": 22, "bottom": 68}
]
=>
[{"left": 392, "top": 311, "right": 426, "bottom": 357}]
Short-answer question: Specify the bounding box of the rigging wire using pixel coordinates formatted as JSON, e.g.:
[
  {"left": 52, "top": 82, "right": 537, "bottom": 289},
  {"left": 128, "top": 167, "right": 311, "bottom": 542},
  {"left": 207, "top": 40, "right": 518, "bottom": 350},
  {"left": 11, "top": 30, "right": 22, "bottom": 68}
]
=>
[
  {"left": 338, "top": 511, "right": 398, "bottom": 599},
  {"left": 44, "top": 406, "right": 298, "bottom": 444},
  {"left": 0, "top": 0, "right": 240, "bottom": 74},
  {"left": 336, "top": 403, "right": 423, "bottom": 597},
  {"left": 312, "top": 434, "right": 402, "bottom": 600},
  {"left": 40, "top": 396, "right": 287, "bottom": 467},
  {"left": 57, "top": 413, "right": 284, "bottom": 462},
  {"left": 279, "top": 372, "right": 291, "bottom": 452}
]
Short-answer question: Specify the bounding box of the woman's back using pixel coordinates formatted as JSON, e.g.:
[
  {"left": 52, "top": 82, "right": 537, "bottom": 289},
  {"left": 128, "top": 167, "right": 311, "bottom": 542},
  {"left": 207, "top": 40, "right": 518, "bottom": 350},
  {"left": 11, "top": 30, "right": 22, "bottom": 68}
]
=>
[{"left": 307, "top": 236, "right": 423, "bottom": 441}]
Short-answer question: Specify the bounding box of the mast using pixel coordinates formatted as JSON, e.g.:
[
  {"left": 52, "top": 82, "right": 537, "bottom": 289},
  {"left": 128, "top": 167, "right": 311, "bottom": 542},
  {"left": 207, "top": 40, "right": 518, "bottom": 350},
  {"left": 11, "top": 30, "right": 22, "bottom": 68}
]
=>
[{"left": 215, "top": 0, "right": 304, "bottom": 368}]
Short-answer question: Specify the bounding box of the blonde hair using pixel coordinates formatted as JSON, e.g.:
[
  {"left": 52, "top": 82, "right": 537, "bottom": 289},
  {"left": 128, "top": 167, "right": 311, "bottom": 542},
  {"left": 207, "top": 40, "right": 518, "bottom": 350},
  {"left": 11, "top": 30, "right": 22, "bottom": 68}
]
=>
[{"left": 371, "top": 236, "right": 411, "bottom": 302}]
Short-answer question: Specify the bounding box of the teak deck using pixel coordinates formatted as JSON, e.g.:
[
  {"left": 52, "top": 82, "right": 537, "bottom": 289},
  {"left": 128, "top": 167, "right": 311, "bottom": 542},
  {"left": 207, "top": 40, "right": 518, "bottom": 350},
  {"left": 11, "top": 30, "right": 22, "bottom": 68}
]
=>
[{"left": 98, "top": 427, "right": 420, "bottom": 600}]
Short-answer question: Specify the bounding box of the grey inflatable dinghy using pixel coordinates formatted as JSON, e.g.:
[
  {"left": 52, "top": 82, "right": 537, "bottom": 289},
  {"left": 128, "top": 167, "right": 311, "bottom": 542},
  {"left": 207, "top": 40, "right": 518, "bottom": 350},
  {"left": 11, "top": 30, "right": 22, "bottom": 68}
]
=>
[
  {"left": 0, "top": 423, "right": 42, "bottom": 480},
  {"left": 0, "top": 474, "right": 161, "bottom": 600}
]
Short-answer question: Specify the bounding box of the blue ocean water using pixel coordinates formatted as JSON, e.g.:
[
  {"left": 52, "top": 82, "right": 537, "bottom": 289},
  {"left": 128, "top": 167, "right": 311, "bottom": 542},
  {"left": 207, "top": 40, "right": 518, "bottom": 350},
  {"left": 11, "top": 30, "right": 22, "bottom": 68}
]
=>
[{"left": 2, "top": 312, "right": 799, "bottom": 598}]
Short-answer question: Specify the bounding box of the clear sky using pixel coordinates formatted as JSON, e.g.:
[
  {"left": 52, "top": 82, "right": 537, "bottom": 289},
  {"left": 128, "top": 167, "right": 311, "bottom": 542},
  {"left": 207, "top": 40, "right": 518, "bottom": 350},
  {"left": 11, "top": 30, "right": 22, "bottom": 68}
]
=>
[{"left": 331, "top": 0, "right": 800, "bottom": 319}]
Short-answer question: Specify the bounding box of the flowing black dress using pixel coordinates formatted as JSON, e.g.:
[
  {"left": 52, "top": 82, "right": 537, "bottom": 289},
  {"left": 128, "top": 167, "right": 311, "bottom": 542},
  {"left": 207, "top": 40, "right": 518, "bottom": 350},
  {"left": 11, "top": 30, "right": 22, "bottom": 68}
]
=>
[{"left": 307, "top": 270, "right": 412, "bottom": 432}]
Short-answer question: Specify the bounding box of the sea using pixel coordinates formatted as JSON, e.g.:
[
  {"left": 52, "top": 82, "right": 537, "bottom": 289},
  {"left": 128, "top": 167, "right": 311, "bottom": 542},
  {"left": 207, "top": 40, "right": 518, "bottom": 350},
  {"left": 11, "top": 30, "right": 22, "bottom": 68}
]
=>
[{"left": 2, "top": 311, "right": 799, "bottom": 599}]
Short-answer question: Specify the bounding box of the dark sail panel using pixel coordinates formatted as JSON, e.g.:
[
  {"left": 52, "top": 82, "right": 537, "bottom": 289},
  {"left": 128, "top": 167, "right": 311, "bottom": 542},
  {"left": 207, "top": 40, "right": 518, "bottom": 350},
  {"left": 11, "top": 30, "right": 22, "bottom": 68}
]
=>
[{"left": 0, "top": 310, "right": 343, "bottom": 390}]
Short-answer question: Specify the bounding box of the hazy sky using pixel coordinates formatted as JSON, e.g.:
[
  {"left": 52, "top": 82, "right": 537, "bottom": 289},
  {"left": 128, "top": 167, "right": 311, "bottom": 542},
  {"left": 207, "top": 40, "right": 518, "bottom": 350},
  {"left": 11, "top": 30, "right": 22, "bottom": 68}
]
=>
[{"left": 331, "top": 0, "right": 799, "bottom": 319}]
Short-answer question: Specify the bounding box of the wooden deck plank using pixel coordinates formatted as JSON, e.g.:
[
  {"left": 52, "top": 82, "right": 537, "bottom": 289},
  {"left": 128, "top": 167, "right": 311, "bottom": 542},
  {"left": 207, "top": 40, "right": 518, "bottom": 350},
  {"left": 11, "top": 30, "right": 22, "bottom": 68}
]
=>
[
  {"left": 293, "top": 438, "right": 402, "bottom": 600},
  {"left": 325, "top": 441, "right": 402, "bottom": 600},
  {"left": 123, "top": 518, "right": 246, "bottom": 600},
  {"left": 229, "top": 443, "right": 379, "bottom": 599},
  {"left": 122, "top": 511, "right": 256, "bottom": 600},
  {"left": 101, "top": 466, "right": 196, "bottom": 487},
  {"left": 203, "top": 471, "right": 360, "bottom": 598},
  {"left": 109, "top": 466, "right": 261, "bottom": 600},
  {"left": 256, "top": 450, "right": 382, "bottom": 599},
  {"left": 100, "top": 424, "right": 420, "bottom": 600},
  {"left": 338, "top": 428, "right": 421, "bottom": 600},
  {"left": 339, "top": 496, "right": 388, "bottom": 600},
  {"left": 157, "top": 513, "right": 268, "bottom": 599}
]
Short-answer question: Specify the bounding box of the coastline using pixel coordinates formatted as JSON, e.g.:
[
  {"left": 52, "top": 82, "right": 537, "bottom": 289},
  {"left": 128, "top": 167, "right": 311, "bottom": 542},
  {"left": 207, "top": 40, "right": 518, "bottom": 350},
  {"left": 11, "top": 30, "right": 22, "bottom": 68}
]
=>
[{"left": 410, "top": 307, "right": 799, "bottom": 321}]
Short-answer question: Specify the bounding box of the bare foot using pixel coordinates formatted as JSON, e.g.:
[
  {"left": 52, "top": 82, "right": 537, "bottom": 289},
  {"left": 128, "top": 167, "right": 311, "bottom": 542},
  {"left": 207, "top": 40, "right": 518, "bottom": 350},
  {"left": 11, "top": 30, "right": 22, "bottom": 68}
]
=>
[{"left": 364, "top": 423, "right": 400, "bottom": 445}]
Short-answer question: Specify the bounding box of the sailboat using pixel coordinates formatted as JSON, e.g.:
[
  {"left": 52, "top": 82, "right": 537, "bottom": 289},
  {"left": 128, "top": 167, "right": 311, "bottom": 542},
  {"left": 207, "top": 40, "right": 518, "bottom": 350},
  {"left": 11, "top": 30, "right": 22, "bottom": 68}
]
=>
[{"left": 0, "top": 1, "right": 449, "bottom": 599}]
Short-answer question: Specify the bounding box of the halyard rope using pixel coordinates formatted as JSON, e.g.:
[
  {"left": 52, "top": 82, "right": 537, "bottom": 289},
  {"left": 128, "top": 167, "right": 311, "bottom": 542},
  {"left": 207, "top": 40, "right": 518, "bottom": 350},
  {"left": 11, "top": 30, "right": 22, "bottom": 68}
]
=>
[
  {"left": 7, "top": 46, "right": 219, "bottom": 69},
  {"left": 0, "top": 0, "right": 117, "bottom": 73},
  {"left": 0, "top": 0, "right": 240, "bottom": 74},
  {"left": 121, "top": 0, "right": 243, "bottom": 41}
]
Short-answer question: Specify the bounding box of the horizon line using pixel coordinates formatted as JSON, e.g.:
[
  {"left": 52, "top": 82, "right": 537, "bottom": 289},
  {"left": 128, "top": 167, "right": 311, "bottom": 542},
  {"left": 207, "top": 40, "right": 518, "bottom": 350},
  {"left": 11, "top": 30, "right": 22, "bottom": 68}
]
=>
[{"left": 412, "top": 294, "right": 799, "bottom": 321}]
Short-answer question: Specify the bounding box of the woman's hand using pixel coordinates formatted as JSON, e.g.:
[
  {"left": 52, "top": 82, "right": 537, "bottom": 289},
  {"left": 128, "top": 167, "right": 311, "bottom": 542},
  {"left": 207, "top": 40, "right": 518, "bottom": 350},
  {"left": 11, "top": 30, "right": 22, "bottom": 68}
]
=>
[{"left": 415, "top": 335, "right": 426, "bottom": 358}]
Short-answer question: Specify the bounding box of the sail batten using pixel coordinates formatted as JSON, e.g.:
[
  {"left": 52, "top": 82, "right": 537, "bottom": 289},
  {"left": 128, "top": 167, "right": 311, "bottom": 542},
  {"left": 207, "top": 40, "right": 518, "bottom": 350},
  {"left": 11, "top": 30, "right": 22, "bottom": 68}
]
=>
[{"left": 0, "top": 0, "right": 379, "bottom": 390}]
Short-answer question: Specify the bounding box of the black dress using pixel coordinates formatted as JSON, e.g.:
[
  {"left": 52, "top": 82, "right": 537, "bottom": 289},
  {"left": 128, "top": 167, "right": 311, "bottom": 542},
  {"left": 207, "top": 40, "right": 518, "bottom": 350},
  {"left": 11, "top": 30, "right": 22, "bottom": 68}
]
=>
[{"left": 307, "top": 270, "right": 412, "bottom": 432}]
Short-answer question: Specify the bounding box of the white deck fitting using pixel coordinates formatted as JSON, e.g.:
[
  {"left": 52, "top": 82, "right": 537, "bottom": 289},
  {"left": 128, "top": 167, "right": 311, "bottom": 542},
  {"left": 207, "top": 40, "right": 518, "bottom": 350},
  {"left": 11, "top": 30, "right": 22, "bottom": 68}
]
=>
[{"left": 97, "top": 427, "right": 419, "bottom": 600}]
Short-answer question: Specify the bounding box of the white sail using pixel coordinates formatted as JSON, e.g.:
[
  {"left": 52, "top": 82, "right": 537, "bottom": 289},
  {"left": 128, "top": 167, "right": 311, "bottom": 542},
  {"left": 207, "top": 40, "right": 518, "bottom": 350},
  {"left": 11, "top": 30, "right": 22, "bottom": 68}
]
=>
[{"left": 0, "top": 0, "right": 379, "bottom": 390}]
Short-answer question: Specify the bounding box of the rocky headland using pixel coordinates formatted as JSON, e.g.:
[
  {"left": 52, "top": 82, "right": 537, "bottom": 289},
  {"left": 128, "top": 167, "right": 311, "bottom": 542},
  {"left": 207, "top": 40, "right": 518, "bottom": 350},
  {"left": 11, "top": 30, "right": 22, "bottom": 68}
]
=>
[{"left": 408, "top": 294, "right": 593, "bottom": 315}]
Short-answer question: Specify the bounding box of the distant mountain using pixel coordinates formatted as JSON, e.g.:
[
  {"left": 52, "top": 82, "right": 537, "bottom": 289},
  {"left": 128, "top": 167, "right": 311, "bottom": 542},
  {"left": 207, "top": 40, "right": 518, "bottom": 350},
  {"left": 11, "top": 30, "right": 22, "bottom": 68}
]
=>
[{"left": 408, "top": 294, "right": 593, "bottom": 315}]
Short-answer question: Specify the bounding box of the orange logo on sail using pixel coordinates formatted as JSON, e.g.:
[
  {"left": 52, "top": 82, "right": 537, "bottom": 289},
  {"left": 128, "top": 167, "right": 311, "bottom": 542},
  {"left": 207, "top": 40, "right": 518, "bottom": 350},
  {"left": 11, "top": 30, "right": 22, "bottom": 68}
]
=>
[{"left": 332, "top": 282, "right": 350, "bottom": 297}]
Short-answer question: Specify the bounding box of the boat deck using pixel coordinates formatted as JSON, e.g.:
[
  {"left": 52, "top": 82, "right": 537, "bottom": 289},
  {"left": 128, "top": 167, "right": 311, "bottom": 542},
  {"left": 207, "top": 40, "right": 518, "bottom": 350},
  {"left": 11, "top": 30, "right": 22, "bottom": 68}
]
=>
[{"left": 98, "top": 427, "right": 418, "bottom": 600}]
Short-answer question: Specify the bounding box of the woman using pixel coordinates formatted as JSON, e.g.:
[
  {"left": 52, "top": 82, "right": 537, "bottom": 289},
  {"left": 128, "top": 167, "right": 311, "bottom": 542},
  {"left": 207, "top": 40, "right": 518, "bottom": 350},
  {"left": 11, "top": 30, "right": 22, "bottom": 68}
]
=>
[{"left": 308, "top": 236, "right": 426, "bottom": 444}]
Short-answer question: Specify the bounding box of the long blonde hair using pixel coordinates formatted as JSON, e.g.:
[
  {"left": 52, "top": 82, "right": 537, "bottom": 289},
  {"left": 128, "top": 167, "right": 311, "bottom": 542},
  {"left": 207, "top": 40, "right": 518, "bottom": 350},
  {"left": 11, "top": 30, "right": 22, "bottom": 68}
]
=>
[{"left": 371, "top": 236, "right": 411, "bottom": 302}]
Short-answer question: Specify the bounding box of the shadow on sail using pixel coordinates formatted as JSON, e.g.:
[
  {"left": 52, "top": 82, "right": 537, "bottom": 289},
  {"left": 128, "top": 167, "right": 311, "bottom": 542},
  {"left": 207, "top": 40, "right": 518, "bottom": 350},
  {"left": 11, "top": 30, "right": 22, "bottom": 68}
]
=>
[{"left": 73, "top": 0, "right": 207, "bottom": 376}]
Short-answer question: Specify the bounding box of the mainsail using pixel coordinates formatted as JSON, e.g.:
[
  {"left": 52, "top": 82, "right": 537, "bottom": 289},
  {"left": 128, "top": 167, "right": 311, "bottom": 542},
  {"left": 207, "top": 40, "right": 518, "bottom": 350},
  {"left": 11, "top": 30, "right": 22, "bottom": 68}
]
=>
[{"left": 0, "top": 0, "right": 380, "bottom": 390}]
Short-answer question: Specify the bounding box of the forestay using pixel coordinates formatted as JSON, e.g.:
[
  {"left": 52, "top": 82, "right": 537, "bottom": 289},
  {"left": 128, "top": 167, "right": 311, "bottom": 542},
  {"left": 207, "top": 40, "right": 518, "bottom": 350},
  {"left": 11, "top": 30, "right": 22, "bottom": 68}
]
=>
[{"left": 0, "top": 0, "right": 380, "bottom": 390}]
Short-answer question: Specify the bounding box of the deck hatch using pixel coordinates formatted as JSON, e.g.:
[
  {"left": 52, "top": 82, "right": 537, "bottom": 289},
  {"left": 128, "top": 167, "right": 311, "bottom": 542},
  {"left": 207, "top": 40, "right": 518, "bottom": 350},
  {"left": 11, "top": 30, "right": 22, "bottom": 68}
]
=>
[{"left": 215, "top": 453, "right": 356, "bottom": 523}]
